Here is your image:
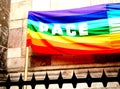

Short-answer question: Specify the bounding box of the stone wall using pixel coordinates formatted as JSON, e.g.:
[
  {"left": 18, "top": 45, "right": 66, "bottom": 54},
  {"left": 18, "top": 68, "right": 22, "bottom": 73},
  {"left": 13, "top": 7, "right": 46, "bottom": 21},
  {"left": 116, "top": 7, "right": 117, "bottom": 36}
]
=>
[{"left": 7, "top": 0, "right": 32, "bottom": 68}]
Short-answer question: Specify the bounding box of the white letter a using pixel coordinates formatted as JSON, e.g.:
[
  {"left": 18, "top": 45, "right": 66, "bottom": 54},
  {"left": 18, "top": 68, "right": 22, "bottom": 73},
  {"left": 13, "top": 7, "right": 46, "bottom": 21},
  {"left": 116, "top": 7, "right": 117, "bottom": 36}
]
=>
[{"left": 52, "top": 24, "right": 63, "bottom": 35}]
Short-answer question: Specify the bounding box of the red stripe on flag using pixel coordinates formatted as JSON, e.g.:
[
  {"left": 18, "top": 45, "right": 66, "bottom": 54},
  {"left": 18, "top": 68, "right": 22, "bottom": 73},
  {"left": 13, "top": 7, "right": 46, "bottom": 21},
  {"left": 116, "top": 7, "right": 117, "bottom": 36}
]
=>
[{"left": 31, "top": 44, "right": 120, "bottom": 55}]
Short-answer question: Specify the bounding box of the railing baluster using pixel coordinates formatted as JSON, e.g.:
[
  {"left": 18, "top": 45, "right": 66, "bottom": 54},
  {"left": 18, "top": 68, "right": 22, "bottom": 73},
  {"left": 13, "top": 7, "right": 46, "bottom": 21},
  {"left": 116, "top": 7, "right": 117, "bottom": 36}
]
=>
[
  {"left": 18, "top": 74, "right": 23, "bottom": 89},
  {"left": 6, "top": 75, "right": 11, "bottom": 89},
  {"left": 44, "top": 73, "right": 49, "bottom": 89},
  {"left": 101, "top": 70, "right": 108, "bottom": 87},
  {"left": 71, "top": 72, "right": 77, "bottom": 88},
  {"left": 31, "top": 74, "right": 36, "bottom": 89},
  {"left": 58, "top": 72, "right": 63, "bottom": 88}
]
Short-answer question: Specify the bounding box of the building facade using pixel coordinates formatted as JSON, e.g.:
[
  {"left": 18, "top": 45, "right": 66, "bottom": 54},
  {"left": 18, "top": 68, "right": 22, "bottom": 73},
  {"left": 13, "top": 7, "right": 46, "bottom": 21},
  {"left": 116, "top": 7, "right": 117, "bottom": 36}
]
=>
[{"left": 0, "top": 0, "right": 120, "bottom": 89}]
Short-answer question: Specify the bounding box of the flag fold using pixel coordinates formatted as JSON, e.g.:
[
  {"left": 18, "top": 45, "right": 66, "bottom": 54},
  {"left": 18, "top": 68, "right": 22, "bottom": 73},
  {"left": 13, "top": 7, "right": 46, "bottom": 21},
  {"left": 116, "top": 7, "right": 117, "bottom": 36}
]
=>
[{"left": 27, "top": 3, "right": 120, "bottom": 54}]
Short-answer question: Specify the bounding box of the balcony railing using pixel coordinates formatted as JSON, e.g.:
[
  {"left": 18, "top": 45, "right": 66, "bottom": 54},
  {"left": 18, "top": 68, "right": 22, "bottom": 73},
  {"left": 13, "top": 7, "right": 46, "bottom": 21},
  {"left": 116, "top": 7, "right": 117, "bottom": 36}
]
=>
[{"left": 0, "top": 69, "right": 119, "bottom": 89}]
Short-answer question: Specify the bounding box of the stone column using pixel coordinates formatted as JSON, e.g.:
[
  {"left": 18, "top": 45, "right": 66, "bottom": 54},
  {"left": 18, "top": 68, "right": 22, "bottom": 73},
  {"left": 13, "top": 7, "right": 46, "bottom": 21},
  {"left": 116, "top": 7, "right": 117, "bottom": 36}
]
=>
[{"left": 0, "top": 0, "right": 10, "bottom": 81}]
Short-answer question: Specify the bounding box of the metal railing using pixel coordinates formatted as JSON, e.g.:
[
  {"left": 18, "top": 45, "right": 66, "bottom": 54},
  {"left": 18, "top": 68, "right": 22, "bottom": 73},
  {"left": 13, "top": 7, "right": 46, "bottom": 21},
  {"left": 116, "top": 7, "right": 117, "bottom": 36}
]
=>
[{"left": 0, "top": 70, "right": 119, "bottom": 89}]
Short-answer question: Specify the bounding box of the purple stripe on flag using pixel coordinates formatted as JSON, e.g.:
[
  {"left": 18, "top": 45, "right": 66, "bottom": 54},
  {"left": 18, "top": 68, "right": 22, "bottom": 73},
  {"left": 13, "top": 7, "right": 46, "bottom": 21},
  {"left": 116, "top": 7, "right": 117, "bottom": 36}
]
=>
[{"left": 29, "top": 4, "right": 106, "bottom": 17}]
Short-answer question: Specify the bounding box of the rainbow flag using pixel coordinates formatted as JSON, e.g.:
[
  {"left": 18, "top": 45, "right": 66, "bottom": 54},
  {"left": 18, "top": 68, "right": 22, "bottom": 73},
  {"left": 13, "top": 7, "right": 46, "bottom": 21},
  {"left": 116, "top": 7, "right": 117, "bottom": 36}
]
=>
[{"left": 27, "top": 3, "right": 120, "bottom": 54}]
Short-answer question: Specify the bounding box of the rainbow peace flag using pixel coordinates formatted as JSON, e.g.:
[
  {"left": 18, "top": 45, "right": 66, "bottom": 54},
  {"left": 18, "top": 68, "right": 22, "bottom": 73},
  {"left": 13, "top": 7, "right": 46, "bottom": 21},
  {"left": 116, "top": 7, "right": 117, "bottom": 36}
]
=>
[{"left": 27, "top": 3, "right": 120, "bottom": 54}]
